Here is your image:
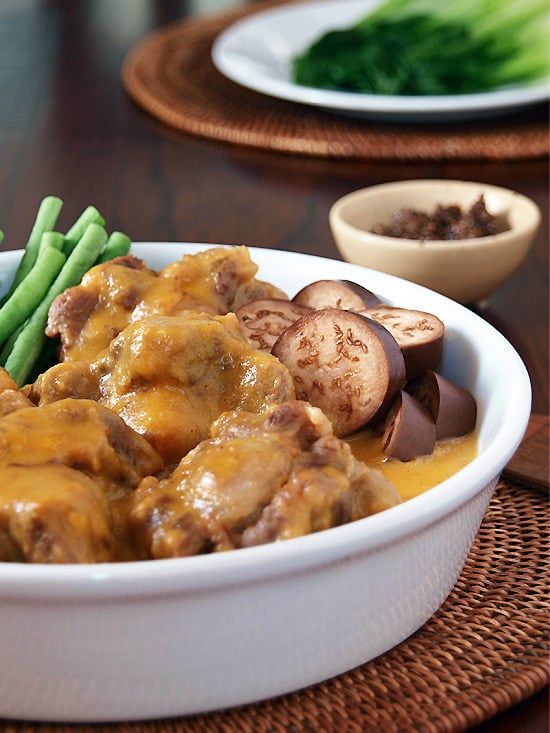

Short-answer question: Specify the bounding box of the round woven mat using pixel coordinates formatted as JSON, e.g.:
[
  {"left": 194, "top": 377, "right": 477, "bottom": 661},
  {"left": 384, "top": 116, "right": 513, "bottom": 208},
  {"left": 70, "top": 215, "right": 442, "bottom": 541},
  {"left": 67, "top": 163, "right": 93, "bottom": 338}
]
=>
[
  {"left": 11, "top": 479, "right": 549, "bottom": 732},
  {"left": 121, "top": 1, "right": 550, "bottom": 161}
]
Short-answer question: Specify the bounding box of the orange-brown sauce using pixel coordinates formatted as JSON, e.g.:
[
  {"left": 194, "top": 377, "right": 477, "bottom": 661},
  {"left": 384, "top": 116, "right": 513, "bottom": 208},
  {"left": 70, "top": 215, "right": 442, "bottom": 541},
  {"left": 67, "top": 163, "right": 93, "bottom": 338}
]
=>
[{"left": 347, "top": 431, "right": 478, "bottom": 501}]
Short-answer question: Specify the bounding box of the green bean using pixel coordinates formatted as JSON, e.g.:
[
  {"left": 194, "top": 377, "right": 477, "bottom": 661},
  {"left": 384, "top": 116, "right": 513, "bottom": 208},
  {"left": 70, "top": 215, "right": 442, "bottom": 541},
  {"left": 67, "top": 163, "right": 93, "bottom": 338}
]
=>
[
  {"left": 63, "top": 205, "right": 105, "bottom": 256},
  {"left": 0, "top": 231, "right": 4, "bottom": 245},
  {"left": 0, "top": 243, "right": 66, "bottom": 346},
  {"left": 95, "top": 231, "right": 131, "bottom": 264},
  {"left": 0, "top": 231, "right": 65, "bottom": 355},
  {"left": 5, "top": 222, "right": 107, "bottom": 386},
  {"left": 0, "top": 236, "right": 64, "bottom": 357},
  {"left": 4, "top": 196, "right": 63, "bottom": 300},
  {"left": 0, "top": 324, "right": 22, "bottom": 364},
  {"left": 38, "top": 230, "right": 65, "bottom": 252}
]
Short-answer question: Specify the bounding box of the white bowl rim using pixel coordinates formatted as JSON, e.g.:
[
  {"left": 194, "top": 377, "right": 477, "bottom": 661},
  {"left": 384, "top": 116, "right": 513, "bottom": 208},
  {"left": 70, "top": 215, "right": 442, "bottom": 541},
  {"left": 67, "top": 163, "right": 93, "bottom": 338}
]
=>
[
  {"left": 0, "top": 243, "right": 532, "bottom": 598},
  {"left": 329, "top": 179, "right": 542, "bottom": 245}
]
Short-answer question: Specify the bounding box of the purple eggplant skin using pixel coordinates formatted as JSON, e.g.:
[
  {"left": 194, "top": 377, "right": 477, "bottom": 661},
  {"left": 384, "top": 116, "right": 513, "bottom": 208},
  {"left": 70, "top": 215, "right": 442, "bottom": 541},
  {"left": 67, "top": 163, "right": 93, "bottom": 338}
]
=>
[
  {"left": 406, "top": 370, "right": 477, "bottom": 440},
  {"left": 381, "top": 390, "right": 437, "bottom": 462},
  {"left": 292, "top": 279, "right": 382, "bottom": 311}
]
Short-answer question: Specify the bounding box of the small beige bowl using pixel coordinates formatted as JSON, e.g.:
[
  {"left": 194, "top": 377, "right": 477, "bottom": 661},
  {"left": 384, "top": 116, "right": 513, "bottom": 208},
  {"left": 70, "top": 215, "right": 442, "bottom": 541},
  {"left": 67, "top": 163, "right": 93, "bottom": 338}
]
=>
[{"left": 329, "top": 179, "right": 541, "bottom": 304}]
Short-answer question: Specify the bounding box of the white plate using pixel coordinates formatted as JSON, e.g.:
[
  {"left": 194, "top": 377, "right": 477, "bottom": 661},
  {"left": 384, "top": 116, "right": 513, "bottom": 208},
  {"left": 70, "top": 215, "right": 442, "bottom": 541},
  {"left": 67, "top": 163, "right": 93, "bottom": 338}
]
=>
[
  {"left": 0, "top": 244, "right": 531, "bottom": 722},
  {"left": 211, "top": 0, "right": 550, "bottom": 122}
]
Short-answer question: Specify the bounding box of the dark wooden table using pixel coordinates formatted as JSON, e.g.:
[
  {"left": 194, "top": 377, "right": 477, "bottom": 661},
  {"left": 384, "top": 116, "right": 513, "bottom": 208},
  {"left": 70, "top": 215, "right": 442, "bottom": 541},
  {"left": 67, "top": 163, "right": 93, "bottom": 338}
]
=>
[{"left": 0, "top": 1, "right": 547, "bottom": 731}]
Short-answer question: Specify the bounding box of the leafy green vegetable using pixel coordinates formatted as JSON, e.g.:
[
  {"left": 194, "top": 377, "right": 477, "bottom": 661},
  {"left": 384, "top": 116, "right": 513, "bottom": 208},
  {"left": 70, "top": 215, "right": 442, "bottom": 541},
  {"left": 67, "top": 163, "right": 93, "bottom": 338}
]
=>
[{"left": 292, "top": 0, "right": 549, "bottom": 95}]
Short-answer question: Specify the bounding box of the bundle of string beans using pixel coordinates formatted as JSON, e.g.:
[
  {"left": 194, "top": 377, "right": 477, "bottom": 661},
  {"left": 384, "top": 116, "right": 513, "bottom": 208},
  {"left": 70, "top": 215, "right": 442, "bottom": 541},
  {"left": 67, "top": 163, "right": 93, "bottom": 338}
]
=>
[
  {"left": 292, "top": 0, "right": 550, "bottom": 96},
  {"left": 0, "top": 196, "right": 131, "bottom": 387}
]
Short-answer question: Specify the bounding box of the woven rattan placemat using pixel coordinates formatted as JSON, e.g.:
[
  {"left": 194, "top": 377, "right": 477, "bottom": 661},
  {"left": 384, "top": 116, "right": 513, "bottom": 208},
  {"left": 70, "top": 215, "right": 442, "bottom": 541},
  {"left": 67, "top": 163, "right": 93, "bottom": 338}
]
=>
[
  {"left": 7, "top": 476, "right": 549, "bottom": 732},
  {"left": 121, "top": 1, "right": 550, "bottom": 161}
]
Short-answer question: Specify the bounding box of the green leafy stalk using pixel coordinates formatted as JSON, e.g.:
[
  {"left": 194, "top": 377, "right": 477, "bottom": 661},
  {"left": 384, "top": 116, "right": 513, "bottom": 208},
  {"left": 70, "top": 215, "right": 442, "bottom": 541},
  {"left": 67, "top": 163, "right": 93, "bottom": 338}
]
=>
[{"left": 292, "top": 0, "right": 549, "bottom": 96}]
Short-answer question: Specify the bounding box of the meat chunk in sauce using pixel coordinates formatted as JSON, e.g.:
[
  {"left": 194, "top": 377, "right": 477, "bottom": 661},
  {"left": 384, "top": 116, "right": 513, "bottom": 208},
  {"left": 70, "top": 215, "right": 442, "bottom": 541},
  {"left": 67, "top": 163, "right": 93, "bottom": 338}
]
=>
[
  {"left": 0, "top": 367, "right": 34, "bottom": 416},
  {"left": 29, "top": 312, "right": 296, "bottom": 466},
  {"left": 129, "top": 400, "right": 401, "bottom": 559},
  {"left": 47, "top": 246, "right": 288, "bottom": 363},
  {"left": 0, "top": 398, "right": 162, "bottom": 563},
  {"left": 95, "top": 313, "right": 296, "bottom": 465}
]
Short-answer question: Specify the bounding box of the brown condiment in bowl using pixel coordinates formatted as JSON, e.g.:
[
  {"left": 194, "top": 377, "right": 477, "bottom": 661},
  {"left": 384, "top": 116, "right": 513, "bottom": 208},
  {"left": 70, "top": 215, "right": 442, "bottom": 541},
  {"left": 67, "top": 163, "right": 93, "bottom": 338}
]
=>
[{"left": 372, "top": 195, "right": 509, "bottom": 241}]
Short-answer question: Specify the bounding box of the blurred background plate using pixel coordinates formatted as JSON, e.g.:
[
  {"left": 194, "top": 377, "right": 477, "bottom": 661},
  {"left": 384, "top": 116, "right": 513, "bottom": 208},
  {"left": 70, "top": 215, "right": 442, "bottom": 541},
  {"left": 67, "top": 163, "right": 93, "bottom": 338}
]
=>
[{"left": 212, "top": 0, "right": 550, "bottom": 122}]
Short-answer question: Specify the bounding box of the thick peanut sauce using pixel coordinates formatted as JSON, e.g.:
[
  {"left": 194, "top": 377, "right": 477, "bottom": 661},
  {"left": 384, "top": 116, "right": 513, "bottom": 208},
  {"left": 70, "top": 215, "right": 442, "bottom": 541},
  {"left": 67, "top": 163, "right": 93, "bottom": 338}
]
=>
[{"left": 347, "top": 431, "right": 478, "bottom": 501}]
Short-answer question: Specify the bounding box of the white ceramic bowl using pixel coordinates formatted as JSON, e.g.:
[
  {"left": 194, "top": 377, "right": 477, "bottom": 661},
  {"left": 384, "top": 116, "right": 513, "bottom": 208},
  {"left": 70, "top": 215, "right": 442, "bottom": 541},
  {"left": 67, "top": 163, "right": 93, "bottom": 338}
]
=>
[
  {"left": 329, "top": 179, "right": 541, "bottom": 304},
  {"left": 0, "top": 244, "right": 531, "bottom": 723}
]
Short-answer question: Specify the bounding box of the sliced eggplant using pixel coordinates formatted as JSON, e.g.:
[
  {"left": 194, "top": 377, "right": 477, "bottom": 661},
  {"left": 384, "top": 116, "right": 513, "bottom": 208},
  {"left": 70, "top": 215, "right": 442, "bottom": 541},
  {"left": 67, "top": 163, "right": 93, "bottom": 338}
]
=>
[
  {"left": 292, "top": 279, "right": 381, "bottom": 311},
  {"left": 271, "top": 308, "right": 406, "bottom": 437},
  {"left": 235, "top": 298, "right": 312, "bottom": 352},
  {"left": 406, "top": 370, "right": 477, "bottom": 440},
  {"left": 362, "top": 305, "right": 444, "bottom": 380},
  {"left": 380, "top": 390, "right": 436, "bottom": 461}
]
